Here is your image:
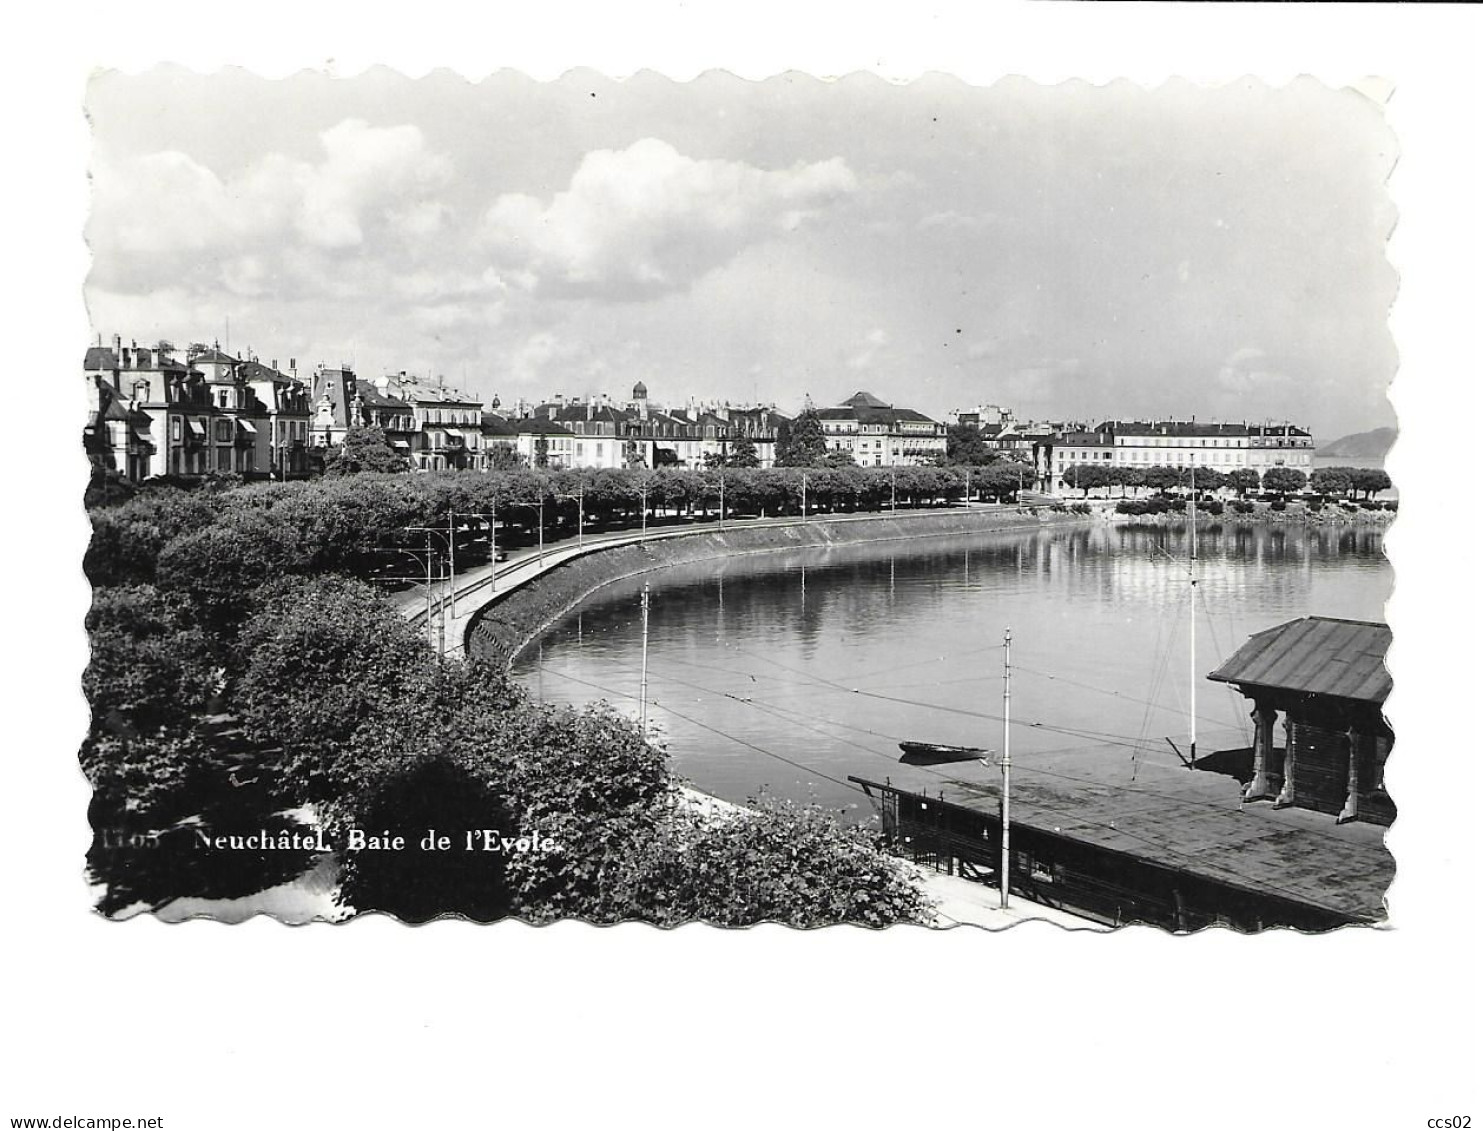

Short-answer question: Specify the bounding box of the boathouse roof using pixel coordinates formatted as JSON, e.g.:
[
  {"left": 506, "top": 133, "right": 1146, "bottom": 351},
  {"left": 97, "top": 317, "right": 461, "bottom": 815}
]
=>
[{"left": 1208, "top": 617, "right": 1392, "bottom": 705}]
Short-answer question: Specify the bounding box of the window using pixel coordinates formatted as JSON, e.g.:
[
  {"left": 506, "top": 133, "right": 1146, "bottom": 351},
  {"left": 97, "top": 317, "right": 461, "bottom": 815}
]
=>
[
  {"left": 170, "top": 418, "right": 182, "bottom": 442},
  {"left": 215, "top": 419, "right": 233, "bottom": 443}
]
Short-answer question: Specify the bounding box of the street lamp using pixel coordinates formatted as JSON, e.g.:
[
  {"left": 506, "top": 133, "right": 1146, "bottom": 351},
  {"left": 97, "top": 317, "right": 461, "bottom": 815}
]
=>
[{"left": 799, "top": 471, "right": 809, "bottom": 522}]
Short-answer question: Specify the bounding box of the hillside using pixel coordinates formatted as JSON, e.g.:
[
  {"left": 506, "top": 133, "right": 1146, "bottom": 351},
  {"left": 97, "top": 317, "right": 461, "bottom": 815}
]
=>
[{"left": 1315, "top": 427, "right": 1396, "bottom": 460}]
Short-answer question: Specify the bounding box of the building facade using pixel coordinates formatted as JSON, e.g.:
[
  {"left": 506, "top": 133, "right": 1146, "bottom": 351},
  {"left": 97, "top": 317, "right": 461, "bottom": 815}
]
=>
[
  {"left": 1049, "top": 420, "right": 1315, "bottom": 491},
  {"left": 816, "top": 390, "right": 948, "bottom": 466}
]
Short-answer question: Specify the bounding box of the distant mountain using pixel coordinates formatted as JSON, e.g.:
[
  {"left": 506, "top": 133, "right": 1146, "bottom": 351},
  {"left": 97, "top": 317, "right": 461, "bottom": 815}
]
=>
[{"left": 1315, "top": 427, "right": 1396, "bottom": 460}]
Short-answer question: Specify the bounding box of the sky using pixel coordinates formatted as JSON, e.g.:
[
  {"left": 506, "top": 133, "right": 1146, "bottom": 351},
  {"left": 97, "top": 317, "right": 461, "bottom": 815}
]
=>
[{"left": 85, "top": 69, "right": 1398, "bottom": 440}]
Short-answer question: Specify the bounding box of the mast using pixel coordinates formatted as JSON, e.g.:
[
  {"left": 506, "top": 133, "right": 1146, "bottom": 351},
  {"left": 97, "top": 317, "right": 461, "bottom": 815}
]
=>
[
  {"left": 639, "top": 581, "right": 651, "bottom": 734},
  {"left": 1000, "top": 626, "right": 1012, "bottom": 910},
  {"left": 1188, "top": 464, "right": 1198, "bottom": 770}
]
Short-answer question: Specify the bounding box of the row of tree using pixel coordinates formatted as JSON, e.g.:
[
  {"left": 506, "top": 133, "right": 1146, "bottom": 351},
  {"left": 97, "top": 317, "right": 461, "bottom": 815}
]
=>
[
  {"left": 1057, "top": 463, "right": 1392, "bottom": 499},
  {"left": 85, "top": 462, "right": 1043, "bottom": 597}
]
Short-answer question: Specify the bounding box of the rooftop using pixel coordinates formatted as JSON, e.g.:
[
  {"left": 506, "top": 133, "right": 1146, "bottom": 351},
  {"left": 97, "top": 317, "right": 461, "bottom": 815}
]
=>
[
  {"left": 1208, "top": 617, "right": 1392, "bottom": 705},
  {"left": 858, "top": 741, "right": 1391, "bottom": 922}
]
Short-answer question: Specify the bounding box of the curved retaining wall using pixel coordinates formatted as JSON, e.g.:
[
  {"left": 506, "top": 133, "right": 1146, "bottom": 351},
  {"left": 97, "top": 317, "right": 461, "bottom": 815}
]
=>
[{"left": 466, "top": 508, "right": 1090, "bottom": 667}]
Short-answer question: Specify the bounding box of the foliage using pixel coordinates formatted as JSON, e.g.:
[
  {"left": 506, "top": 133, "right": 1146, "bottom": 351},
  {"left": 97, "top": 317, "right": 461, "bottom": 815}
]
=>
[
  {"left": 1309, "top": 467, "right": 1353, "bottom": 499},
  {"left": 775, "top": 406, "right": 828, "bottom": 467},
  {"left": 483, "top": 443, "right": 525, "bottom": 471},
  {"left": 321, "top": 425, "right": 410, "bottom": 477},
  {"left": 945, "top": 423, "right": 994, "bottom": 466},
  {"left": 599, "top": 795, "right": 936, "bottom": 928},
  {"left": 1261, "top": 466, "right": 1307, "bottom": 497},
  {"left": 726, "top": 434, "right": 760, "bottom": 468},
  {"left": 155, "top": 509, "right": 311, "bottom": 634},
  {"left": 84, "top": 585, "right": 220, "bottom": 736},
  {"left": 334, "top": 753, "right": 518, "bottom": 922},
  {"left": 236, "top": 575, "right": 438, "bottom": 803},
  {"left": 85, "top": 487, "right": 220, "bottom": 586},
  {"left": 80, "top": 728, "right": 224, "bottom": 825},
  {"left": 85, "top": 470, "right": 138, "bottom": 510},
  {"left": 1226, "top": 468, "right": 1260, "bottom": 497},
  {"left": 533, "top": 435, "right": 549, "bottom": 468}
]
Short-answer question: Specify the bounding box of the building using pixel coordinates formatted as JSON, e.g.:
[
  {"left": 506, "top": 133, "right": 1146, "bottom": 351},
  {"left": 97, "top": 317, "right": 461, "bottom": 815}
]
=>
[
  {"left": 514, "top": 383, "right": 789, "bottom": 470},
  {"left": 1047, "top": 419, "right": 1316, "bottom": 492},
  {"left": 85, "top": 338, "right": 308, "bottom": 480},
  {"left": 815, "top": 390, "right": 948, "bottom": 466},
  {"left": 509, "top": 416, "right": 576, "bottom": 469},
  {"left": 238, "top": 358, "right": 313, "bottom": 478},
  {"left": 1209, "top": 617, "right": 1394, "bottom": 826},
  {"left": 478, "top": 411, "right": 520, "bottom": 469},
  {"left": 84, "top": 344, "right": 156, "bottom": 481}
]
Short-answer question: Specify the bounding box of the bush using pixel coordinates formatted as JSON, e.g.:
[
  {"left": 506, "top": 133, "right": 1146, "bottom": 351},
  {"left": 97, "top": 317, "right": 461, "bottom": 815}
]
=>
[
  {"left": 155, "top": 510, "right": 311, "bottom": 634},
  {"left": 596, "top": 794, "right": 936, "bottom": 928},
  {"left": 236, "top": 576, "right": 438, "bottom": 803},
  {"left": 1233, "top": 499, "right": 1256, "bottom": 515}
]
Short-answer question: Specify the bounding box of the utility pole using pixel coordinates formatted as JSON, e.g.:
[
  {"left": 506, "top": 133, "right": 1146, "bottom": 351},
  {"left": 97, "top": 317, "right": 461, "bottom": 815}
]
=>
[
  {"left": 448, "top": 509, "right": 456, "bottom": 618},
  {"left": 890, "top": 466, "right": 897, "bottom": 512},
  {"left": 719, "top": 470, "right": 726, "bottom": 530},
  {"left": 965, "top": 466, "right": 972, "bottom": 507},
  {"left": 639, "top": 581, "right": 651, "bottom": 733},
  {"left": 800, "top": 472, "right": 809, "bottom": 521},
  {"left": 490, "top": 502, "right": 499, "bottom": 594},
  {"left": 1001, "top": 626, "right": 1012, "bottom": 910}
]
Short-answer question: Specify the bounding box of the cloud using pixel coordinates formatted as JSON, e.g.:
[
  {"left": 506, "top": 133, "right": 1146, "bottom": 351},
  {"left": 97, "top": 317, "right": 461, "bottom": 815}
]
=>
[
  {"left": 847, "top": 327, "right": 889, "bottom": 370},
  {"left": 89, "top": 120, "right": 453, "bottom": 290},
  {"left": 481, "top": 138, "right": 857, "bottom": 298},
  {"left": 1215, "top": 347, "right": 1291, "bottom": 395}
]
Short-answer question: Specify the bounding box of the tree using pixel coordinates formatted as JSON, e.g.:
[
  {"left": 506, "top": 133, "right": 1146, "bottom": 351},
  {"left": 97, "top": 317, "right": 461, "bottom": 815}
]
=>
[
  {"left": 775, "top": 406, "right": 827, "bottom": 467},
  {"left": 725, "top": 434, "right": 760, "bottom": 468},
  {"left": 1227, "top": 468, "right": 1260, "bottom": 497},
  {"left": 1061, "top": 463, "right": 1113, "bottom": 497},
  {"left": 81, "top": 585, "right": 226, "bottom": 821},
  {"left": 83, "top": 585, "right": 220, "bottom": 737},
  {"left": 483, "top": 443, "right": 525, "bottom": 471},
  {"left": 85, "top": 487, "right": 221, "bottom": 587},
  {"left": 533, "top": 435, "right": 550, "bottom": 468},
  {"left": 1350, "top": 467, "right": 1392, "bottom": 499},
  {"left": 236, "top": 576, "right": 438, "bottom": 804},
  {"left": 945, "top": 424, "right": 994, "bottom": 466},
  {"left": 1142, "top": 465, "right": 1183, "bottom": 495},
  {"left": 155, "top": 509, "right": 311, "bottom": 635},
  {"left": 1262, "top": 466, "right": 1307, "bottom": 498},
  {"left": 1310, "top": 467, "right": 1354, "bottom": 499},
  {"left": 321, "top": 425, "right": 409, "bottom": 476},
  {"left": 822, "top": 448, "right": 858, "bottom": 469}
]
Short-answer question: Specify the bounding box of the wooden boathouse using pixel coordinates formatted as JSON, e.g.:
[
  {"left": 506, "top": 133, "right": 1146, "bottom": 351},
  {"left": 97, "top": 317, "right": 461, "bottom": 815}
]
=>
[
  {"left": 1207, "top": 617, "right": 1394, "bottom": 825},
  {"left": 849, "top": 741, "right": 1395, "bottom": 932}
]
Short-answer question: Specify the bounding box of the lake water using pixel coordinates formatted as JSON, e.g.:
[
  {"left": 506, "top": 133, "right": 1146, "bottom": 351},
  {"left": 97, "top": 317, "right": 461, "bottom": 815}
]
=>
[{"left": 511, "top": 520, "right": 1392, "bottom": 817}]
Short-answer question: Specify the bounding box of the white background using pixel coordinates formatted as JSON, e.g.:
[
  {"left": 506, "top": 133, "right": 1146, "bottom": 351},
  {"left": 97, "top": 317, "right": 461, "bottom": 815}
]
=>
[{"left": 1, "top": 4, "right": 1477, "bottom": 1128}]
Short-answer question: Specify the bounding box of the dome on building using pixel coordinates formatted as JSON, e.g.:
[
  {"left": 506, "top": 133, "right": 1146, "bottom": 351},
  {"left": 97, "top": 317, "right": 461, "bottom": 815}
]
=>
[{"left": 632, "top": 381, "right": 648, "bottom": 400}]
